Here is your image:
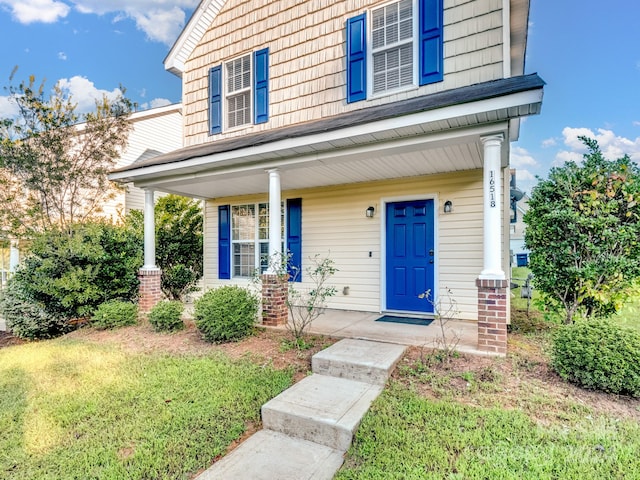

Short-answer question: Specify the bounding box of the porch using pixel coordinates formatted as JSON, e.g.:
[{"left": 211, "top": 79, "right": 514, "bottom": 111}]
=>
[{"left": 268, "top": 309, "right": 488, "bottom": 356}]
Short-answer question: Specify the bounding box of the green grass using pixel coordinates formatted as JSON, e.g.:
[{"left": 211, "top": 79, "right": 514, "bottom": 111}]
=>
[
  {"left": 0, "top": 338, "right": 293, "bottom": 480},
  {"left": 337, "top": 384, "right": 640, "bottom": 480}
]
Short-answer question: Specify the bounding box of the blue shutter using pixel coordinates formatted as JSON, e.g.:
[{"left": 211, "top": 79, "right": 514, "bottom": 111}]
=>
[
  {"left": 346, "top": 14, "right": 367, "bottom": 103},
  {"left": 218, "top": 205, "right": 231, "bottom": 279},
  {"left": 209, "top": 65, "right": 222, "bottom": 134},
  {"left": 253, "top": 48, "right": 269, "bottom": 124},
  {"left": 419, "top": 0, "right": 444, "bottom": 85},
  {"left": 286, "top": 198, "right": 302, "bottom": 282}
]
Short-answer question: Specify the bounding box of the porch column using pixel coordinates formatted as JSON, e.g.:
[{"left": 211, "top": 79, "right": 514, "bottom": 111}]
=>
[
  {"left": 267, "top": 169, "right": 282, "bottom": 269},
  {"left": 262, "top": 169, "right": 288, "bottom": 326},
  {"left": 477, "top": 134, "right": 508, "bottom": 356},
  {"left": 480, "top": 134, "right": 505, "bottom": 280},
  {"left": 139, "top": 188, "right": 161, "bottom": 313}
]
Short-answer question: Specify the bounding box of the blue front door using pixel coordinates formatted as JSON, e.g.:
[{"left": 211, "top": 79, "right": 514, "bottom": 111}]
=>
[{"left": 386, "top": 200, "right": 435, "bottom": 313}]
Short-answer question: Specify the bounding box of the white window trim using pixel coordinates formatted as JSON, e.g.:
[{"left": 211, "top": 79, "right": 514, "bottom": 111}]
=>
[
  {"left": 223, "top": 53, "right": 254, "bottom": 133},
  {"left": 367, "top": 0, "right": 420, "bottom": 99}
]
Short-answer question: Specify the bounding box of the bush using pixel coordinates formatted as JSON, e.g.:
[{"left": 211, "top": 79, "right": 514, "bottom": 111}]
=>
[
  {"left": 194, "top": 286, "right": 258, "bottom": 343},
  {"left": 91, "top": 300, "right": 138, "bottom": 330},
  {"left": 0, "top": 280, "right": 68, "bottom": 339},
  {"left": 13, "top": 221, "right": 142, "bottom": 320},
  {"left": 148, "top": 300, "right": 184, "bottom": 332},
  {"left": 551, "top": 319, "right": 640, "bottom": 396}
]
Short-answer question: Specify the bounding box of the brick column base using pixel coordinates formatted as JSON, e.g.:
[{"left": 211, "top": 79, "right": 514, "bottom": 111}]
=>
[
  {"left": 476, "top": 278, "right": 509, "bottom": 355},
  {"left": 139, "top": 268, "right": 162, "bottom": 314},
  {"left": 262, "top": 274, "right": 288, "bottom": 326}
]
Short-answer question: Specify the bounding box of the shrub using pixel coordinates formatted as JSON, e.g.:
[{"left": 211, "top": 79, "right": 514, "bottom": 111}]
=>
[
  {"left": 148, "top": 300, "right": 184, "bottom": 332},
  {"left": 0, "top": 280, "right": 68, "bottom": 339},
  {"left": 13, "top": 221, "right": 142, "bottom": 320},
  {"left": 551, "top": 319, "right": 640, "bottom": 396},
  {"left": 91, "top": 300, "right": 138, "bottom": 330},
  {"left": 194, "top": 286, "right": 258, "bottom": 343}
]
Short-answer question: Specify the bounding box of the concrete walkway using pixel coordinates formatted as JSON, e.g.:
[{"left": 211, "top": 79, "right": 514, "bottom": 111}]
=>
[{"left": 196, "top": 338, "right": 406, "bottom": 480}]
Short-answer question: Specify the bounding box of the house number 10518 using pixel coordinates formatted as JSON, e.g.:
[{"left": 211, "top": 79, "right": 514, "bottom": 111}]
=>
[{"left": 489, "top": 170, "right": 496, "bottom": 208}]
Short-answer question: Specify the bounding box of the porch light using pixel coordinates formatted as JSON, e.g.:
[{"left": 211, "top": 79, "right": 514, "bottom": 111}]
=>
[
  {"left": 366, "top": 206, "right": 375, "bottom": 218},
  {"left": 443, "top": 200, "right": 453, "bottom": 213}
]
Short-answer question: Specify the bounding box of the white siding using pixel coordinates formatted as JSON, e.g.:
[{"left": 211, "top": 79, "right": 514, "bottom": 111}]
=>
[
  {"left": 182, "top": 0, "right": 505, "bottom": 146},
  {"left": 203, "top": 169, "right": 489, "bottom": 321}
]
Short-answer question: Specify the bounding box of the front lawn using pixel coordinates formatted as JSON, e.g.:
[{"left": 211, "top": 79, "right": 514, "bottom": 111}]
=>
[{"left": 0, "top": 332, "right": 294, "bottom": 480}]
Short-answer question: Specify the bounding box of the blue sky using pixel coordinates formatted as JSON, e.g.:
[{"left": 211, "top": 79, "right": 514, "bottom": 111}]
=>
[{"left": 1, "top": 0, "right": 639, "bottom": 195}]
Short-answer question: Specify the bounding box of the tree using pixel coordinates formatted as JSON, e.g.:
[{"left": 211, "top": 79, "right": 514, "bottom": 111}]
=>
[
  {"left": 0, "top": 72, "right": 133, "bottom": 238},
  {"left": 524, "top": 136, "right": 640, "bottom": 324},
  {"left": 128, "top": 194, "right": 203, "bottom": 300}
]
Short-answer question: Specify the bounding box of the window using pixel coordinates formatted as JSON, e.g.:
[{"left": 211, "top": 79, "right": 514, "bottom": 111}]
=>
[
  {"left": 346, "top": 0, "right": 443, "bottom": 103},
  {"left": 209, "top": 48, "right": 269, "bottom": 134},
  {"left": 371, "top": 0, "right": 414, "bottom": 94},
  {"left": 218, "top": 199, "right": 302, "bottom": 281},
  {"left": 226, "top": 55, "right": 252, "bottom": 129},
  {"left": 231, "top": 203, "right": 283, "bottom": 277}
]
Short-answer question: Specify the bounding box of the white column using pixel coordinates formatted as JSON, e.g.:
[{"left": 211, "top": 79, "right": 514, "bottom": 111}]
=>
[
  {"left": 143, "top": 188, "right": 158, "bottom": 270},
  {"left": 9, "top": 239, "right": 20, "bottom": 272},
  {"left": 479, "top": 134, "right": 505, "bottom": 279},
  {"left": 267, "top": 169, "right": 282, "bottom": 272}
]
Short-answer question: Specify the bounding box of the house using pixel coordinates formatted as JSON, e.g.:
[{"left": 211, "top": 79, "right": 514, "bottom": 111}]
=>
[
  {"left": 509, "top": 168, "right": 530, "bottom": 266},
  {"left": 109, "top": 0, "right": 544, "bottom": 355}
]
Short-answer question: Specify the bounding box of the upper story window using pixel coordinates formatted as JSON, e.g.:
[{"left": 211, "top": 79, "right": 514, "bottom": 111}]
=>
[
  {"left": 346, "top": 0, "right": 443, "bottom": 103},
  {"left": 371, "top": 0, "right": 414, "bottom": 94},
  {"left": 209, "top": 48, "right": 269, "bottom": 134},
  {"left": 226, "top": 55, "right": 252, "bottom": 129}
]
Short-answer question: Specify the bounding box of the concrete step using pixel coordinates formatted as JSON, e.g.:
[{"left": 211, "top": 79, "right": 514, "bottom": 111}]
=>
[
  {"left": 262, "top": 373, "right": 383, "bottom": 451},
  {"left": 196, "top": 429, "right": 344, "bottom": 480},
  {"left": 312, "top": 338, "right": 406, "bottom": 385}
]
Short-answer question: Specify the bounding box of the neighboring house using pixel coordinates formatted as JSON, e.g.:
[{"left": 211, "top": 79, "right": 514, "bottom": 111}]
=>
[
  {"left": 509, "top": 168, "right": 530, "bottom": 266},
  {"left": 104, "top": 103, "right": 183, "bottom": 219},
  {"left": 110, "top": 0, "right": 544, "bottom": 355}
]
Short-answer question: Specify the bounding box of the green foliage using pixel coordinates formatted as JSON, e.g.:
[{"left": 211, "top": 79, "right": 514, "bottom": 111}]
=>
[
  {"left": 0, "top": 72, "right": 133, "bottom": 238},
  {"left": 194, "top": 286, "right": 258, "bottom": 343},
  {"left": 0, "top": 279, "right": 68, "bottom": 339},
  {"left": 524, "top": 136, "right": 640, "bottom": 324},
  {"left": 148, "top": 300, "right": 184, "bottom": 332},
  {"left": 12, "top": 221, "right": 142, "bottom": 320},
  {"left": 91, "top": 300, "right": 138, "bottom": 330},
  {"left": 551, "top": 319, "right": 640, "bottom": 396},
  {"left": 128, "top": 194, "right": 203, "bottom": 301}
]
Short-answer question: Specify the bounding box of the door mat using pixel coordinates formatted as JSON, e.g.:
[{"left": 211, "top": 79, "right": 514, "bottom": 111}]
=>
[{"left": 375, "top": 315, "right": 433, "bottom": 326}]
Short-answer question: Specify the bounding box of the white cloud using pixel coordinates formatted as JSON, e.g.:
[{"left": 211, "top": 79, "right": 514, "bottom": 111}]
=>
[
  {"left": 149, "top": 98, "right": 171, "bottom": 109},
  {"left": 0, "top": 0, "right": 70, "bottom": 23},
  {"left": 56, "top": 76, "right": 123, "bottom": 114},
  {"left": 2, "top": 0, "right": 198, "bottom": 45},
  {"left": 71, "top": 0, "right": 199, "bottom": 45},
  {"left": 560, "top": 127, "right": 640, "bottom": 162},
  {"left": 510, "top": 146, "right": 539, "bottom": 168},
  {"left": 0, "top": 95, "right": 20, "bottom": 118},
  {"left": 541, "top": 137, "right": 557, "bottom": 148},
  {"left": 58, "top": 51, "right": 67, "bottom": 61}
]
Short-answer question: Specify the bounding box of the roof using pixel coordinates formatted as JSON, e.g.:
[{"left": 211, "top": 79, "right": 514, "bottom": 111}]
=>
[{"left": 112, "top": 73, "right": 544, "bottom": 177}]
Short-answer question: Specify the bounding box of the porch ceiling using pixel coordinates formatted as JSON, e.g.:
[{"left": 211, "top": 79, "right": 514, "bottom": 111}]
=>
[{"left": 110, "top": 74, "right": 544, "bottom": 200}]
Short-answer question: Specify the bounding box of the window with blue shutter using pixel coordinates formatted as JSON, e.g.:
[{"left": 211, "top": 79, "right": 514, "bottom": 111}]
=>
[
  {"left": 286, "top": 198, "right": 302, "bottom": 282},
  {"left": 346, "top": 14, "right": 367, "bottom": 103},
  {"left": 209, "top": 65, "right": 222, "bottom": 134},
  {"left": 218, "top": 205, "right": 231, "bottom": 279},
  {"left": 253, "top": 48, "right": 269, "bottom": 124},
  {"left": 346, "top": 0, "right": 443, "bottom": 101}
]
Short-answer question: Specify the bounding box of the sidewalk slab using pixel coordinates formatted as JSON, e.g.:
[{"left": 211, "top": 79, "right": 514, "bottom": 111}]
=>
[
  {"left": 196, "top": 429, "right": 344, "bottom": 480},
  {"left": 312, "top": 338, "right": 406, "bottom": 385},
  {"left": 262, "top": 373, "right": 383, "bottom": 451}
]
